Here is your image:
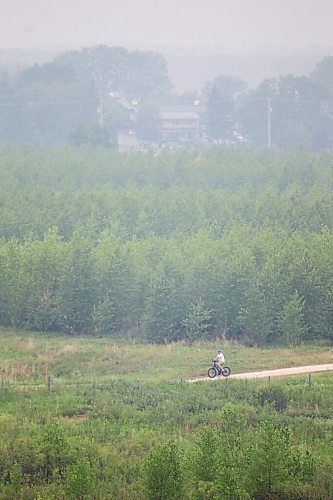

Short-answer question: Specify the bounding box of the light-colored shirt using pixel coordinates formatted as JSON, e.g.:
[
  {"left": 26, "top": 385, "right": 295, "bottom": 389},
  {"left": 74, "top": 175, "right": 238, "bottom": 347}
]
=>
[{"left": 215, "top": 352, "right": 225, "bottom": 363}]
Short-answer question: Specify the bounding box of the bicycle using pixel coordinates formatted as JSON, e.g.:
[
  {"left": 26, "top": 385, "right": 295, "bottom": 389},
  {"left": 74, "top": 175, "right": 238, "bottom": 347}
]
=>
[{"left": 208, "top": 360, "right": 231, "bottom": 378}]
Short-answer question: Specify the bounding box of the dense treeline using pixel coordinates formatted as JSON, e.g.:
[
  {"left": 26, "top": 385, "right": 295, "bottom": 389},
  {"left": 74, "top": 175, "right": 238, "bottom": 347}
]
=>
[
  {"left": 0, "top": 184, "right": 332, "bottom": 240},
  {"left": 0, "top": 45, "right": 171, "bottom": 146},
  {"left": 1, "top": 145, "right": 332, "bottom": 191},
  {"left": 0, "top": 226, "right": 331, "bottom": 343},
  {"left": 1, "top": 45, "right": 333, "bottom": 150},
  {"left": 0, "top": 146, "right": 332, "bottom": 343}
]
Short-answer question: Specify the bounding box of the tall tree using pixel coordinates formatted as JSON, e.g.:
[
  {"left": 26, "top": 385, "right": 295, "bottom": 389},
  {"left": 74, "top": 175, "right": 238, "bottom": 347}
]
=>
[
  {"left": 203, "top": 75, "right": 248, "bottom": 143},
  {"left": 239, "top": 73, "right": 333, "bottom": 150},
  {"left": 310, "top": 55, "right": 333, "bottom": 97}
]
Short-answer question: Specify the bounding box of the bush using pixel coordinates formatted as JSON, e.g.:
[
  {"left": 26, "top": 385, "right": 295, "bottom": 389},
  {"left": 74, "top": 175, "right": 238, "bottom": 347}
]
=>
[{"left": 144, "top": 441, "right": 184, "bottom": 500}]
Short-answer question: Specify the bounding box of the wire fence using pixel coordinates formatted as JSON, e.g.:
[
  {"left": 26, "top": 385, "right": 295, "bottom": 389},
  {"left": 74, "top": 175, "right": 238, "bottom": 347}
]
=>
[{"left": 0, "top": 367, "right": 328, "bottom": 395}]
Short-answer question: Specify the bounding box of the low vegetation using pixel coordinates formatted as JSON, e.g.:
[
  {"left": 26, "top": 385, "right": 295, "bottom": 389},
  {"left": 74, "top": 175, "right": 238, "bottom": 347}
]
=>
[{"left": 1, "top": 330, "right": 333, "bottom": 498}]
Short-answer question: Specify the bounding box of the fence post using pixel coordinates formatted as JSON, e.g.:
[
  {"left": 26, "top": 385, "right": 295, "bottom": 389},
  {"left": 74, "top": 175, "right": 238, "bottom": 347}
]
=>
[
  {"left": 47, "top": 376, "right": 51, "bottom": 395},
  {"left": 308, "top": 373, "right": 312, "bottom": 386}
]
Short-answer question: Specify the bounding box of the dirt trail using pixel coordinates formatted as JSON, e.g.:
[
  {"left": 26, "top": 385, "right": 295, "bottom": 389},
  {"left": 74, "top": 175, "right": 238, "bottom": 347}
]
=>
[{"left": 188, "top": 363, "right": 333, "bottom": 382}]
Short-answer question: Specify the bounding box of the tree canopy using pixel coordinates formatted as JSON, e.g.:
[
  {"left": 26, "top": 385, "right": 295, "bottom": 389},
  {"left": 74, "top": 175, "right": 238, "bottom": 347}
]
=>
[{"left": 0, "top": 145, "right": 332, "bottom": 344}]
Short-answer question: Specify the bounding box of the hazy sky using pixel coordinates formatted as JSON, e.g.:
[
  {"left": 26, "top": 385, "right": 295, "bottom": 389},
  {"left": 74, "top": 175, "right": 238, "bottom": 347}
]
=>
[{"left": 1, "top": 0, "right": 333, "bottom": 52}]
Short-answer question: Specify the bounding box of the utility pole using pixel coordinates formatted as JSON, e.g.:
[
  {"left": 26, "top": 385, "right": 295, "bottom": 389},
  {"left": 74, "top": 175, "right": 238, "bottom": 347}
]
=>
[
  {"left": 267, "top": 97, "right": 272, "bottom": 148},
  {"left": 97, "top": 99, "right": 104, "bottom": 128}
]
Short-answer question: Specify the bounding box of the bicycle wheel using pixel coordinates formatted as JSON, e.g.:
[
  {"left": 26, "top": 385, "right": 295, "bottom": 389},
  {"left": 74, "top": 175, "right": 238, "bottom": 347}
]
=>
[
  {"left": 221, "top": 366, "right": 231, "bottom": 377},
  {"left": 208, "top": 367, "right": 217, "bottom": 378}
]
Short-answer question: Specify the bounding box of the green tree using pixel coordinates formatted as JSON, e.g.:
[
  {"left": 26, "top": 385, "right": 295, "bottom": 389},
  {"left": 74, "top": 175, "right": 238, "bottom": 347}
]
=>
[
  {"left": 278, "top": 290, "right": 307, "bottom": 345},
  {"left": 0, "top": 44, "right": 171, "bottom": 146},
  {"left": 42, "top": 420, "right": 69, "bottom": 481},
  {"left": 0, "top": 238, "right": 27, "bottom": 327},
  {"left": 57, "top": 232, "right": 95, "bottom": 333},
  {"left": 92, "top": 233, "right": 130, "bottom": 333},
  {"left": 144, "top": 441, "right": 184, "bottom": 500},
  {"left": 203, "top": 74, "right": 247, "bottom": 142},
  {"left": 183, "top": 299, "right": 212, "bottom": 343},
  {"left": 69, "top": 123, "right": 112, "bottom": 147},
  {"left": 55, "top": 44, "right": 171, "bottom": 99},
  {"left": 64, "top": 458, "right": 97, "bottom": 499},
  {"left": 245, "top": 420, "right": 314, "bottom": 497},
  {"left": 7, "top": 462, "right": 23, "bottom": 498},
  {"left": 310, "top": 55, "right": 333, "bottom": 97},
  {"left": 239, "top": 74, "right": 333, "bottom": 149},
  {"left": 190, "top": 409, "right": 249, "bottom": 499},
  {"left": 144, "top": 264, "right": 185, "bottom": 343}
]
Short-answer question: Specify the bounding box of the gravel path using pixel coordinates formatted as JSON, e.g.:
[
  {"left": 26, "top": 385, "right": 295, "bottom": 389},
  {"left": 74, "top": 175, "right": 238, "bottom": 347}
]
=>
[{"left": 189, "top": 363, "right": 333, "bottom": 382}]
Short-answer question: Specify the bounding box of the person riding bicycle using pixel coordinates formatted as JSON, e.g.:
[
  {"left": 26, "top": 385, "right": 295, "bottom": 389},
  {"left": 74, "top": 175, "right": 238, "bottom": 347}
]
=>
[{"left": 214, "top": 348, "right": 225, "bottom": 372}]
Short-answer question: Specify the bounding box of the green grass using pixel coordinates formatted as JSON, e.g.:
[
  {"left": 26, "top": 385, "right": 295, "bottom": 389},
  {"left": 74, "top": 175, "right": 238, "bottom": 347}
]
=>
[
  {"left": 1, "top": 329, "right": 333, "bottom": 498},
  {"left": 1, "top": 328, "right": 332, "bottom": 384}
]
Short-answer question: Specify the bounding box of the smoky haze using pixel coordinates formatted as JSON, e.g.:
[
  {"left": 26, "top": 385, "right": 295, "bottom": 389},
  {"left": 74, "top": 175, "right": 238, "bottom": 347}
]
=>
[
  {"left": 1, "top": 0, "right": 333, "bottom": 51},
  {"left": 1, "top": 0, "right": 333, "bottom": 90},
  {"left": 1, "top": 0, "right": 333, "bottom": 151}
]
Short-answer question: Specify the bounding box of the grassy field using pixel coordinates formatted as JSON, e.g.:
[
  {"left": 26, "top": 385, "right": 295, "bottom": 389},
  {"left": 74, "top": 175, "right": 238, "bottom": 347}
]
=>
[
  {"left": 1, "top": 328, "right": 333, "bottom": 384},
  {"left": 1, "top": 329, "right": 333, "bottom": 499}
]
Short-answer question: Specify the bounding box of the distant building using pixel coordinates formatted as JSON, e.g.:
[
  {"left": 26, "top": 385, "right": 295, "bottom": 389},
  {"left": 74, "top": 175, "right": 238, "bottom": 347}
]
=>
[
  {"left": 110, "top": 95, "right": 207, "bottom": 151},
  {"left": 158, "top": 104, "right": 205, "bottom": 145},
  {"left": 117, "top": 130, "right": 140, "bottom": 152}
]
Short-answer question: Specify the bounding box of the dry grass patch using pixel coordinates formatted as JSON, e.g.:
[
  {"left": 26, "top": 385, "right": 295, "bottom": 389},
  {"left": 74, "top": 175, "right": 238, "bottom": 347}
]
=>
[{"left": 61, "top": 343, "right": 77, "bottom": 355}]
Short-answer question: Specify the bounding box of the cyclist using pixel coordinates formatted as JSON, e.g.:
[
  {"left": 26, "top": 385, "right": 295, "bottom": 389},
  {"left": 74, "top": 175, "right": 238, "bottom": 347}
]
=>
[{"left": 214, "top": 348, "right": 225, "bottom": 372}]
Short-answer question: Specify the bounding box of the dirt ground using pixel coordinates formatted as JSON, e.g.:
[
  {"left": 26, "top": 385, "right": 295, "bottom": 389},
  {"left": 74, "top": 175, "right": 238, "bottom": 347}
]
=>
[{"left": 189, "top": 363, "right": 333, "bottom": 382}]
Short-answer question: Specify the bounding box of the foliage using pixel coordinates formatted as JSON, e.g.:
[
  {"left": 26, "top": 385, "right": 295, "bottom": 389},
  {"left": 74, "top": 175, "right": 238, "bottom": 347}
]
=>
[
  {"left": 203, "top": 74, "right": 248, "bottom": 142},
  {"left": 42, "top": 420, "right": 70, "bottom": 480},
  {"left": 183, "top": 299, "right": 212, "bottom": 344},
  {"left": 189, "top": 408, "right": 249, "bottom": 499},
  {"left": 64, "top": 458, "right": 97, "bottom": 499},
  {"left": 278, "top": 290, "right": 308, "bottom": 345},
  {"left": 258, "top": 386, "right": 288, "bottom": 411},
  {"left": 69, "top": 124, "right": 113, "bottom": 147},
  {"left": 0, "top": 147, "right": 332, "bottom": 343},
  {"left": 1, "top": 47, "right": 333, "bottom": 150},
  {"left": 144, "top": 441, "right": 184, "bottom": 500},
  {"left": 245, "top": 421, "right": 304, "bottom": 496},
  {"left": 0, "top": 45, "right": 171, "bottom": 146},
  {"left": 239, "top": 72, "right": 333, "bottom": 149},
  {"left": 310, "top": 55, "right": 333, "bottom": 97},
  {"left": 0, "top": 331, "right": 332, "bottom": 498}
]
